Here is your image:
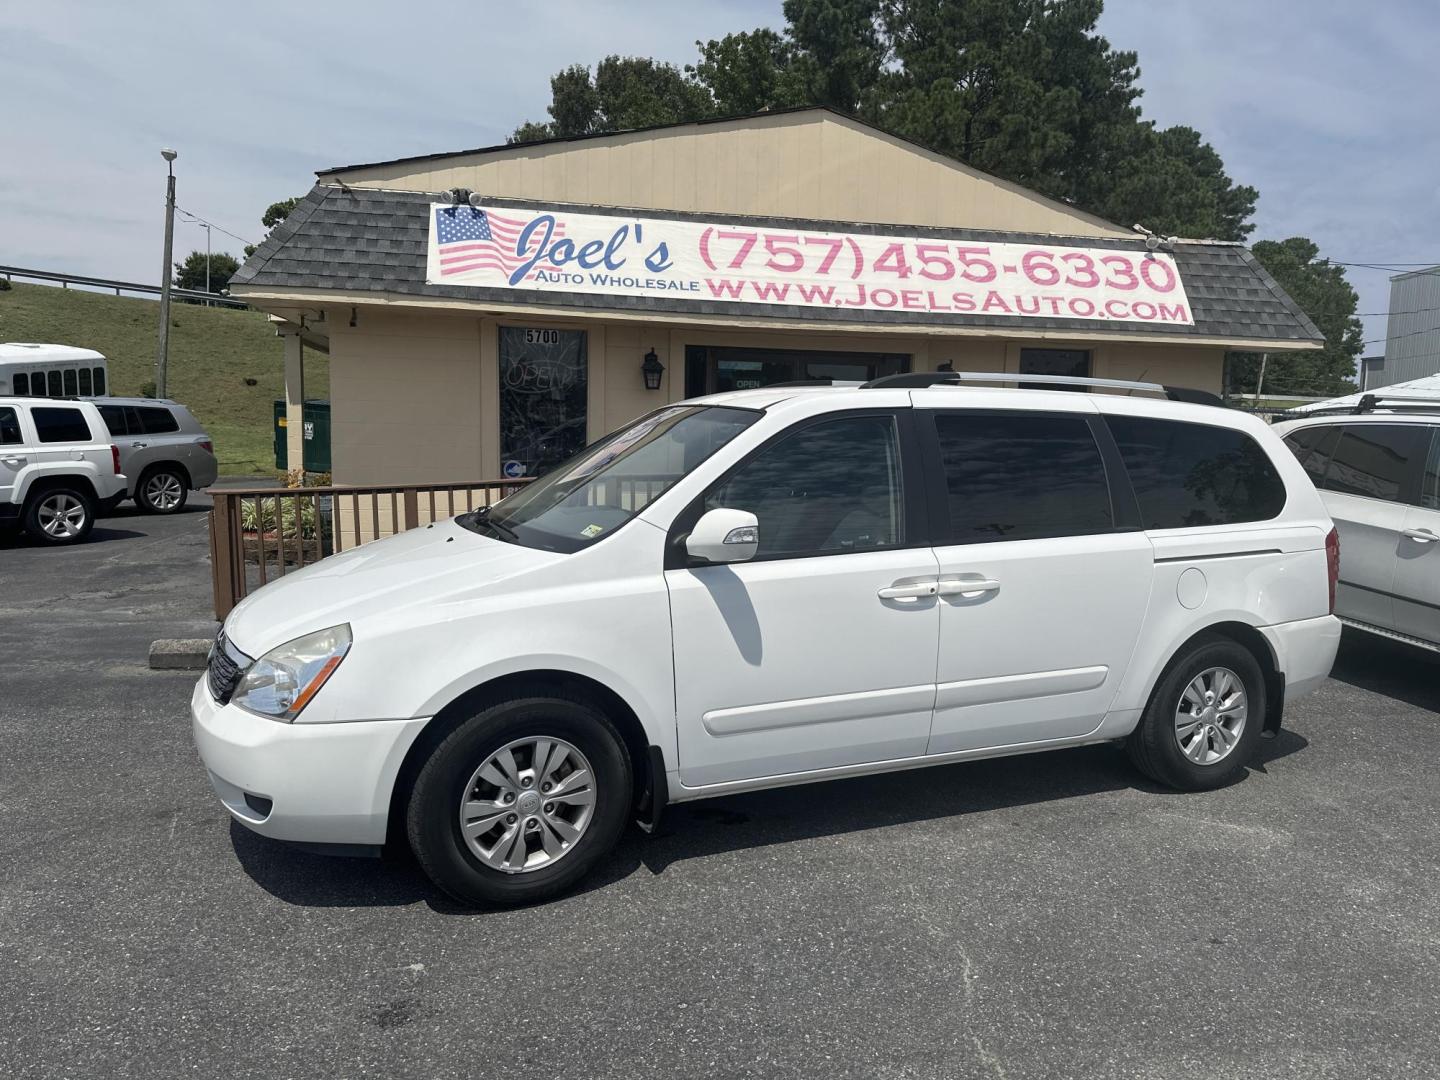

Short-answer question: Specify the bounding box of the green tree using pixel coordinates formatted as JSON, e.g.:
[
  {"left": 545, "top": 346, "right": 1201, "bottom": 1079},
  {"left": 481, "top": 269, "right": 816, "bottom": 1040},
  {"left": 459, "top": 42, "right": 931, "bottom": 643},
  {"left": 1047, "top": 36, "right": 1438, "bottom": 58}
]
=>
[
  {"left": 511, "top": 0, "right": 1258, "bottom": 240},
  {"left": 1227, "top": 237, "right": 1363, "bottom": 397},
  {"left": 510, "top": 56, "right": 715, "bottom": 142},
  {"left": 174, "top": 250, "right": 240, "bottom": 294},
  {"left": 245, "top": 197, "right": 304, "bottom": 257}
]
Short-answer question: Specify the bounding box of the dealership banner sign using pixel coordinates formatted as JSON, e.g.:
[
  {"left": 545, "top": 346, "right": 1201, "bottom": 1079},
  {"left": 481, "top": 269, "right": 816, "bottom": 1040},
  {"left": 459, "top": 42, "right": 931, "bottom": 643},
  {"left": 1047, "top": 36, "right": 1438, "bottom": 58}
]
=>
[{"left": 427, "top": 203, "right": 1195, "bottom": 326}]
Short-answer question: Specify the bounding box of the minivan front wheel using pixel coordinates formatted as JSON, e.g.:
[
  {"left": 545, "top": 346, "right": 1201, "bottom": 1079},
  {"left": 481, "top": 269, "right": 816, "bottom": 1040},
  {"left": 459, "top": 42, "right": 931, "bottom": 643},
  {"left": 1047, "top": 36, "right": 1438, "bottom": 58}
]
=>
[
  {"left": 407, "top": 694, "right": 632, "bottom": 906},
  {"left": 1126, "top": 634, "right": 1265, "bottom": 791}
]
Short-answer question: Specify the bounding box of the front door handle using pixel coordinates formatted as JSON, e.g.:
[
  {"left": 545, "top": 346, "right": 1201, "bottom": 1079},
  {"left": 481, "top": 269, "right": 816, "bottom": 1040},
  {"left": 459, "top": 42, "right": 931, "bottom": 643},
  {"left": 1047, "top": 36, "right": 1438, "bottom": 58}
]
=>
[
  {"left": 1402, "top": 528, "right": 1439, "bottom": 544},
  {"left": 1, "top": 456, "right": 25, "bottom": 467},
  {"left": 878, "top": 580, "right": 939, "bottom": 601},
  {"left": 937, "top": 576, "right": 1001, "bottom": 597}
]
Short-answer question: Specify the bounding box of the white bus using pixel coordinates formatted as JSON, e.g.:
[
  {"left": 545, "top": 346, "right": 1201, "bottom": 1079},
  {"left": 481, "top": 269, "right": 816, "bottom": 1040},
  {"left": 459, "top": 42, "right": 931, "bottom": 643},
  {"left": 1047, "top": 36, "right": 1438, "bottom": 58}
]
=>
[{"left": 0, "top": 343, "right": 110, "bottom": 398}]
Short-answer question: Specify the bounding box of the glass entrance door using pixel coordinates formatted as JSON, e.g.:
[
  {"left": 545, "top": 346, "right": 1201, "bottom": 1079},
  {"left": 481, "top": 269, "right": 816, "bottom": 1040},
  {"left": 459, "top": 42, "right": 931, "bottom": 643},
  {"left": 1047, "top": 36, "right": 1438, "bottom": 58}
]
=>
[
  {"left": 684, "top": 346, "right": 909, "bottom": 397},
  {"left": 499, "top": 327, "right": 588, "bottom": 478}
]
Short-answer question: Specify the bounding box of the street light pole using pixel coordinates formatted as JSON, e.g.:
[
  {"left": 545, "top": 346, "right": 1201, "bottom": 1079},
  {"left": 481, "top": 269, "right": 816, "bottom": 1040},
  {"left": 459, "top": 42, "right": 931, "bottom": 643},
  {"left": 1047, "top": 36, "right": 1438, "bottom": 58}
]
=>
[
  {"left": 202, "top": 221, "right": 212, "bottom": 307},
  {"left": 155, "top": 148, "right": 178, "bottom": 398}
]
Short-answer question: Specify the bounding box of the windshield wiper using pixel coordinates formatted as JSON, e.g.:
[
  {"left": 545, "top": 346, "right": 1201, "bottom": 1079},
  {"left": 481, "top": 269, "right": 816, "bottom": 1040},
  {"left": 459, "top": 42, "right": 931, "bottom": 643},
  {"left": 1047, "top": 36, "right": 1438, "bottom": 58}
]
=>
[{"left": 461, "top": 506, "right": 519, "bottom": 543}]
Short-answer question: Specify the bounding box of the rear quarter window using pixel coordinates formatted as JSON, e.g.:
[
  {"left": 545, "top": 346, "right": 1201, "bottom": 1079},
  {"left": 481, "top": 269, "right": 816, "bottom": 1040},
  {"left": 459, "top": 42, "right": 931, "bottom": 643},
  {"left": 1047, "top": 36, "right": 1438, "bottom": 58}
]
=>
[
  {"left": 32, "top": 407, "right": 95, "bottom": 444},
  {"left": 136, "top": 406, "right": 181, "bottom": 435},
  {"left": 1108, "top": 415, "right": 1286, "bottom": 529}
]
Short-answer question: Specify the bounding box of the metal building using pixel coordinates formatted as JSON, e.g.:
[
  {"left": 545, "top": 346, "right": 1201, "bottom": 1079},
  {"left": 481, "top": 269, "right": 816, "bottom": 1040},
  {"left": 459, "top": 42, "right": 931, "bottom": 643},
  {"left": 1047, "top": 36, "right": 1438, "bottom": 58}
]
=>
[{"left": 1372, "top": 266, "right": 1440, "bottom": 388}]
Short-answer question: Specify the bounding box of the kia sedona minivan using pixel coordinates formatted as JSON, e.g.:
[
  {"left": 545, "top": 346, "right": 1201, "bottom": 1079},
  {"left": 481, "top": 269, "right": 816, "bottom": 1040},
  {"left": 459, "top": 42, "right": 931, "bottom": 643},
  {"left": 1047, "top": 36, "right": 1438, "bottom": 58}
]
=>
[{"left": 194, "top": 373, "right": 1341, "bottom": 905}]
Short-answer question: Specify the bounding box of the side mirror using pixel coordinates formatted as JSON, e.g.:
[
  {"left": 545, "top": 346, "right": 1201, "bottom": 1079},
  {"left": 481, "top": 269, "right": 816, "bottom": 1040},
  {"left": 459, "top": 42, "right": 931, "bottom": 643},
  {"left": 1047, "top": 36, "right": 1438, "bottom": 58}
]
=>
[{"left": 686, "top": 508, "right": 759, "bottom": 564}]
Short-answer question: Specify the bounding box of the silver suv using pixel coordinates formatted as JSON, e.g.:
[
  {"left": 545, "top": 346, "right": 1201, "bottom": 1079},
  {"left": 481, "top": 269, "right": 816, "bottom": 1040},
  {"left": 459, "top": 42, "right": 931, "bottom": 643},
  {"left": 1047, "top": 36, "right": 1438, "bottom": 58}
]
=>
[
  {"left": 94, "top": 398, "right": 218, "bottom": 514},
  {"left": 1275, "top": 393, "right": 1440, "bottom": 652}
]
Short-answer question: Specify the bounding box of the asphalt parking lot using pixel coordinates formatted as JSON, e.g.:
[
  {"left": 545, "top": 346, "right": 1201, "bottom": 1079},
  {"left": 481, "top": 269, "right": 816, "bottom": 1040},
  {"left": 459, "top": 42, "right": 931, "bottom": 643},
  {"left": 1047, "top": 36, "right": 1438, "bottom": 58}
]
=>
[{"left": 2, "top": 503, "right": 1439, "bottom": 1080}]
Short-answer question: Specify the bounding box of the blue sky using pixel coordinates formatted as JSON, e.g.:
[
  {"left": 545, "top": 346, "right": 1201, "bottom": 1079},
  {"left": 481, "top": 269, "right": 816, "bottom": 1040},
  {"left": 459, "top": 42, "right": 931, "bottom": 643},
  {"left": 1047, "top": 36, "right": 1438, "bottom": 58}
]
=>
[{"left": 2, "top": 0, "right": 1433, "bottom": 349}]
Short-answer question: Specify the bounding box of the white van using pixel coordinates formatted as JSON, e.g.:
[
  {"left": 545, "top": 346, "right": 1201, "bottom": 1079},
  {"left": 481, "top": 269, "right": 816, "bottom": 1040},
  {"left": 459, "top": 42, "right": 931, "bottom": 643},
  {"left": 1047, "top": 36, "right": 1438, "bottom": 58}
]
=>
[
  {"left": 0, "top": 342, "right": 110, "bottom": 399},
  {"left": 193, "top": 373, "right": 1341, "bottom": 905}
]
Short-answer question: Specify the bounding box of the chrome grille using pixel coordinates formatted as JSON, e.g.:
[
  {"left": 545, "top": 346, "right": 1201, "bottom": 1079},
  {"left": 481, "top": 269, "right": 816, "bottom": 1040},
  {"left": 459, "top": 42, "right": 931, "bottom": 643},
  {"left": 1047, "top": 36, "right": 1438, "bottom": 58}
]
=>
[{"left": 207, "top": 630, "right": 251, "bottom": 704}]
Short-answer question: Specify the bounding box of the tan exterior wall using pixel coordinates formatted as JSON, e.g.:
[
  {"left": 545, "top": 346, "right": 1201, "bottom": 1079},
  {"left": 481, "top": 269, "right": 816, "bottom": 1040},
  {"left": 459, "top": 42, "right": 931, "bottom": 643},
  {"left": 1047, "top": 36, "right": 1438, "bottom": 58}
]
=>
[
  {"left": 321, "top": 307, "right": 1223, "bottom": 487},
  {"left": 323, "top": 112, "right": 1131, "bottom": 239}
]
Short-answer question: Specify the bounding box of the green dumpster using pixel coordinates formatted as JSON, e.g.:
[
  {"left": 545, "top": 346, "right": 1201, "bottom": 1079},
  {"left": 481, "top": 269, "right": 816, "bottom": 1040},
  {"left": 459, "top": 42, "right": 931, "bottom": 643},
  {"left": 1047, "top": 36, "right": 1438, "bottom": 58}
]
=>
[
  {"left": 301, "top": 400, "right": 331, "bottom": 473},
  {"left": 273, "top": 399, "right": 288, "bottom": 470}
]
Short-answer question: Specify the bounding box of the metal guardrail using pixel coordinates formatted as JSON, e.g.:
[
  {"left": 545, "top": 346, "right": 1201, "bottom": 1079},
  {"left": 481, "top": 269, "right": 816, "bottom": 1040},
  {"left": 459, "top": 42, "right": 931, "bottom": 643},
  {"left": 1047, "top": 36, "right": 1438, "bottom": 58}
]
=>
[
  {"left": 208, "top": 479, "right": 533, "bottom": 619},
  {"left": 0, "top": 264, "right": 249, "bottom": 308}
]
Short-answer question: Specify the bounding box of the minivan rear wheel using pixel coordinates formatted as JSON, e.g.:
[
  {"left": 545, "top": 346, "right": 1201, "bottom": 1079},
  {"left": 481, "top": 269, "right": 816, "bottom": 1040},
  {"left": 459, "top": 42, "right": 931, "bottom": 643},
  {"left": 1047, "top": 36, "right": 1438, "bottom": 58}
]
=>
[
  {"left": 136, "top": 466, "right": 188, "bottom": 514},
  {"left": 407, "top": 694, "right": 632, "bottom": 906},
  {"left": 1126, "top": 633, "right": 1265, "bottom": 791}
]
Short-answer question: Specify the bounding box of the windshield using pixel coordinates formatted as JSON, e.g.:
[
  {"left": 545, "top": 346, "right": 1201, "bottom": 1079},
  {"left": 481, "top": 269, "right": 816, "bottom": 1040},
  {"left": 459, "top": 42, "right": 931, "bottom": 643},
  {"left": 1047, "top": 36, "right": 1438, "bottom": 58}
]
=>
[{"left": 460, "top": 405, "right": 760, "bottom": 553}]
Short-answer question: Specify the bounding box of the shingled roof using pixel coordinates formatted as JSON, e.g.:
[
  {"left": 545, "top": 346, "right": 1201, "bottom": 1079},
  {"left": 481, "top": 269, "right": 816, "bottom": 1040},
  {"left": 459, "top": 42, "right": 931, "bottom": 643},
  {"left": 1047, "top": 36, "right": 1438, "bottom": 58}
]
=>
[{"left": 232, "top": 185, "right": 1324, "bottom": 347}]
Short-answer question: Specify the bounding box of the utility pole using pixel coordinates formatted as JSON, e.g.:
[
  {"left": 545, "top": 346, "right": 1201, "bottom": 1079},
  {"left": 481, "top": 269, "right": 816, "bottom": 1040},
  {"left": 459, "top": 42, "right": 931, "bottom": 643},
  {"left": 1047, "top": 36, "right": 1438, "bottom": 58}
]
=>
[
  {"left": 1253, "top": 352, "right": 1269, "bottom": 407},
  {"left": 155, "top": 148, "right": 178, "bottom": 398},
  {"left": 201, "top": 221, "right": 212, "bottom": 306}
]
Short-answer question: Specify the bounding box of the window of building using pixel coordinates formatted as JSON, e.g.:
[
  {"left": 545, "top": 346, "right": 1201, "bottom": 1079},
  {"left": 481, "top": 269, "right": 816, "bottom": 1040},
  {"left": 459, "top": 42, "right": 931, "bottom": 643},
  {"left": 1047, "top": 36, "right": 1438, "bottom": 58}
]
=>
[
  {"left": 78, "top": 368, "right": 92, "bottom": 396},
  {"left": 63, "top": 369, "right": 78, "bottom": 396},
  {"left": 1019, "top": 348, "right": 1091, "bottom": 391},
  {"left": 498, "top": 327, "right": 588, "bottom": 478},
  {"left": 47, "top": 371, "right": 63, "bottom": 396},
  {"left": 1322, "top": 424, "right": 1426, "bottom": 503},
  {"left": 136, "top": 406, "right": 180, "bottom": 434},
  {"left": 1108, "top": 416, "right": 1286, "bottom": 528},
  {"left": 92, "top": 367, "right": 106, "bottom": 395},
  {"left": 0, "top": 407, "right": 21, "bottom": 445},
  {"left": 684, "top": 346, "right": 908, "bottom": 396},
  {"left": 32, "top": 407, "right": 93, "bottom": 444},
  {"left": 933, "top": 412, "right": 1112, "bottom": 543},
  {"left": 705, "top": 414, "right": 903, "bottom": 558},
  {"left": 1282, "top": 425, "right": 1342, "bottom": 488},
  {"left": 12, "top": 373, "right": 28, "bottom": 396}
]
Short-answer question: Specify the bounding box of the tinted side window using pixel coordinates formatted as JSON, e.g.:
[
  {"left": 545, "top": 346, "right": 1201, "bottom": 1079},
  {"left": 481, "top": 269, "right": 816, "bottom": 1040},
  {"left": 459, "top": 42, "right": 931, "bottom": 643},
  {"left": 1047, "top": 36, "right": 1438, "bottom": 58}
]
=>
[
  {"left": 137, "top": 406, "right": 180, "bottom": 434},
  {"left": 933, "top": 412, "right": 1112, "bottom": 543},
  {"left": 46, "top": 371, "right": 63, "bottom": 396},
  {"left": 1322, "top": 424, "right": 1424, "bottom": 503},
  {"left": 97, "top": 404, "right": 129, "bottom": 436},
  {"left": 78, "top": 368, "right": 92, "bottom": 396},
  {"left": 92, "top": 368, "right": 106, "bottom": 395},
  {"left": 704, "top": 414, "right": 903, "bottom": 558},
  {"left": 12, "top": 373, "right": 28, "bottom": 396},
  {"left": 32, "top": 407, "right": 94, "bottom": 444},
  {"left": 0, "top": 407, "right": 21, "bottom": 445},
  {"left": 63, "top": 369, "right": 78, "bottom": 396},
  {"left": 1109, "top": 416, "right": 1285, "bottom": 529},
  {"left": 1283, "top": 425, "right": 1341, "bottom": 488}
]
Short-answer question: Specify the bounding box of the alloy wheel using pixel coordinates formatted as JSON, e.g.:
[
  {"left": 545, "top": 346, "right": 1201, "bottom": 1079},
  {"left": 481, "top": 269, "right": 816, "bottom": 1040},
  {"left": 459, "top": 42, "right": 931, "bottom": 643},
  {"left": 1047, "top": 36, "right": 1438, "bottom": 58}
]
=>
[
  {"left": 38, "top": 493, "right": 87, "bottom": 539},
  {"left": 458, "top": 736, "right": 597, "bottom": 874},
  {"left": 1174, "top": 666, "right": 1248, "bottom": 765},
  {"left": 144, "top": 473, "right": 184, "bottom": 511}
]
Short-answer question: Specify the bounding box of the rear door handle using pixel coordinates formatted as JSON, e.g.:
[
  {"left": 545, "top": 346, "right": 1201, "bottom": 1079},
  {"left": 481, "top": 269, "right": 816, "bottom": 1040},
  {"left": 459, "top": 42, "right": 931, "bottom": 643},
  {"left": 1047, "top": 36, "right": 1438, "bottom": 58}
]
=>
[
  {"left": 1402, "top": 528, "right": 1439, "bottom": 543},
  {"left": 1, "top": 456, "right": 25, "bottom": 467},
  {"left": 937, "top": 576, "right": 1001, "bottom": 596},
  {"left": 131, "top": 441, "right": 148, "bottom": 448},
  {"left": 878, "top": 580, "right": 939, "bottom": 601}
]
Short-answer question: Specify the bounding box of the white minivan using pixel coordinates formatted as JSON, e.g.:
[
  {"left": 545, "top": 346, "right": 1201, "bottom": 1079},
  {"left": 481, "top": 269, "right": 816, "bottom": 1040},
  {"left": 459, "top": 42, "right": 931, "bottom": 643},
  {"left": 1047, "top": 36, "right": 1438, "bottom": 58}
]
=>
[{"left": 193, "top": 374, "right": 1341, "bottom": 905}]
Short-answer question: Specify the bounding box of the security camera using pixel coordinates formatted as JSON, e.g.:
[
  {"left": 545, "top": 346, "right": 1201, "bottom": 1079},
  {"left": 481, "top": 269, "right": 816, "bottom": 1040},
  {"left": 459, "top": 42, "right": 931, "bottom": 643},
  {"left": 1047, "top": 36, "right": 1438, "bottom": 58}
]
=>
[
  {"left": 1145, "top": 233, "right": 1161, "bottom": 251},
  {"left": 448, "top": 187, "right": 471, "bottom": 206},
  {"left": 468, "top": 192, "right": 484, "bottom": 208}
]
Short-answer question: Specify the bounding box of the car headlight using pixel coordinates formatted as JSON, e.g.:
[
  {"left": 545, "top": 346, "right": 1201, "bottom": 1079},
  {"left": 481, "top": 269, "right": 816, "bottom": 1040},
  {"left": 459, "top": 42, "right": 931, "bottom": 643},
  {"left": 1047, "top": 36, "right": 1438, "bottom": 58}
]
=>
[{"left": 232, "top": 624, "right": 351, "bottom": 721}]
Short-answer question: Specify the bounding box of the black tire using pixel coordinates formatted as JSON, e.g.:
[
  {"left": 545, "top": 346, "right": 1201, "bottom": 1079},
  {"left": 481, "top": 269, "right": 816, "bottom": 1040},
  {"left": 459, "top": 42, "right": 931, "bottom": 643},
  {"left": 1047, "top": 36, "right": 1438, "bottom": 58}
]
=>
[
  {"left": 135, "top": 465, "right": 189, "bottom": 514},
  {"left": 407, "top": 693, "right": 632, "bottom": 906},
  {"left": 1126, "top": 633, "right": 1266, "bottom": 791},
  {"left": 21, "top": 485, "right": 96, "bottom": 545}
]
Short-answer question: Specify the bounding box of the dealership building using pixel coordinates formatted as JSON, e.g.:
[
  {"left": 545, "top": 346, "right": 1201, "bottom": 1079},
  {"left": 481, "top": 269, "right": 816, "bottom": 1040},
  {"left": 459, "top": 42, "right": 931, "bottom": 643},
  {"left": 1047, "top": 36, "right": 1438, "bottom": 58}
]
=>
[{"left": 231, "top": 107, "right": 1322, "bottom": 484}]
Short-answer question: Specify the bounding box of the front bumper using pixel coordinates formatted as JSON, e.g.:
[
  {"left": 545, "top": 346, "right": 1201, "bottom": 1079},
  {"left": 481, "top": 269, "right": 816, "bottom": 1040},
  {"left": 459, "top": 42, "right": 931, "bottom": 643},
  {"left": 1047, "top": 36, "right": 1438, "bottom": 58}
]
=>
[{"left": 190, "top": 677, "right": 430, "bottom": 846}]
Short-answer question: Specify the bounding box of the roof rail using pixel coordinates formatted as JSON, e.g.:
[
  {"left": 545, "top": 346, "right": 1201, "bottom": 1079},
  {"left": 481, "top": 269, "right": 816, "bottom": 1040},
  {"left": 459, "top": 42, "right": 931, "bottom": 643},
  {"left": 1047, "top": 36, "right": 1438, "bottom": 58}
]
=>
[
  {"left": 860, "top": 370, "right": 1224, "bottom": 406},
  {"left": 1294, "top": 391, "right": 1440, "bottom": 417}
]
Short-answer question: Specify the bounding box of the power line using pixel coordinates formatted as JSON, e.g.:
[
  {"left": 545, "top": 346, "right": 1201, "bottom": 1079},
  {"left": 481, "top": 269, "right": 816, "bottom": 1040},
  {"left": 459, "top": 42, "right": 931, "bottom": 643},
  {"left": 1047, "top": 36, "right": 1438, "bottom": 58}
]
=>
[{"left": 175, "top": 206, "right": 255, "bottom": 249}]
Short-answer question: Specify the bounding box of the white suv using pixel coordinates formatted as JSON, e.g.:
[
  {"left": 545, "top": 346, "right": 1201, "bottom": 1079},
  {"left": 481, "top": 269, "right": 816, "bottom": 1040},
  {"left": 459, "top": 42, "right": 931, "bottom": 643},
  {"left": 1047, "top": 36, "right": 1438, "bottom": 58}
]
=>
[
  {"left": 193, "top": 374, "right": 1341, "bottom": 905},
  {"left": 1274, "top": 394, "right": 1440, "bottom": 651},
  {"left": 0, "top": 397, "right": 127, "bottom": 544}
]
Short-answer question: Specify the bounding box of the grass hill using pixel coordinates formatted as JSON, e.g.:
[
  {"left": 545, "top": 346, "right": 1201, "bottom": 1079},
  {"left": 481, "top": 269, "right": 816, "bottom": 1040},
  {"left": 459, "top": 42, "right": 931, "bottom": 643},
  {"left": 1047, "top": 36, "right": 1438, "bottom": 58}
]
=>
[{"left": 0, "top": 281, "right": 328, "bottom": 475}]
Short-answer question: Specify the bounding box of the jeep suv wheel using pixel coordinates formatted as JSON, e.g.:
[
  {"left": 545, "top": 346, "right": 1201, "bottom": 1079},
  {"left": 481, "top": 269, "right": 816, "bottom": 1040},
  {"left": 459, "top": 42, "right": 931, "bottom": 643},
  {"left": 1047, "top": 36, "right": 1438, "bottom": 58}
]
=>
[{"left": 22, "top": 485, "right": 96, "bottom": 545}]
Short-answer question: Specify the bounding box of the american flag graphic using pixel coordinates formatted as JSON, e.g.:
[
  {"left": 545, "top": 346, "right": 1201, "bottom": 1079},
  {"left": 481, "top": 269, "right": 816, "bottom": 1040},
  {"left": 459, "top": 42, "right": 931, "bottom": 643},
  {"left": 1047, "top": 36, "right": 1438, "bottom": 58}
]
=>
[{"left": 434, "top": 207, "right": 565, "bottom": 278}]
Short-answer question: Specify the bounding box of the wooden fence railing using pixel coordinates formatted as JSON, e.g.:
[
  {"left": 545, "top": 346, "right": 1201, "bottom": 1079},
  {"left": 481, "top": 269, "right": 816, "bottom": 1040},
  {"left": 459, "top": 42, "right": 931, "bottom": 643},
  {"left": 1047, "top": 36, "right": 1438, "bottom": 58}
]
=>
[{"left": 208, "top": 479, "right": 532, "bottom": 619}]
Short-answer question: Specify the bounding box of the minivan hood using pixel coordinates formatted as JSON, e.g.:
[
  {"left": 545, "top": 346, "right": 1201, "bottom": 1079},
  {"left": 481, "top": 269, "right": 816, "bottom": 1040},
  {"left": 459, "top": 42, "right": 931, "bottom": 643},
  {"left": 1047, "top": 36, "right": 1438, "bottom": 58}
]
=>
[{"left": 223, "top": 518, "right": 560, "bottom": 656}]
